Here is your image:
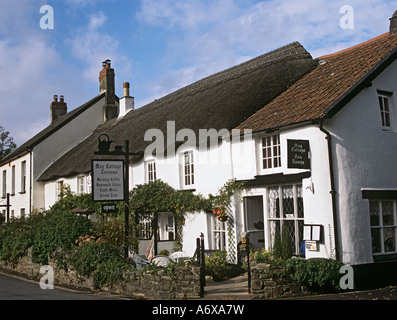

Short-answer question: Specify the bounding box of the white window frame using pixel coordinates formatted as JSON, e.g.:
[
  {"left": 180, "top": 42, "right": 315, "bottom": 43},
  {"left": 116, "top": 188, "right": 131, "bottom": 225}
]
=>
[
  {"left": 2, "top": 170, "right": 6, "bottom": 198},
  {"left": 377, "top": 90, "right": 397, "bottom": 132},
  {"left": 11, "top": 165, "right": 15, "bottom": 196},
  {"left": 370, "top": 199, "right": 397, "bottom": 255},
  {"left": 182, "top": 150, "right": 194, "bottom": 188},
  {"left": 211, "top": 214, "right": 226, "bottom": 251},
  {"left": 21, "top": 161, "right": 26, "bottom": 193},
  {"left": 267, "top": 184, "right": 304, "bottom": 256},
  {"left": 145, "top": 160, "right": 157, "bottom": 183},
  {"left": 56, "top": 180, "right": 64, "bottom": 199},
  {"left": 260, "top": 134, "right": 281, "bottom": 172},
  {"left": 77, "top": 176, "right": 86, "bottom": 195}
]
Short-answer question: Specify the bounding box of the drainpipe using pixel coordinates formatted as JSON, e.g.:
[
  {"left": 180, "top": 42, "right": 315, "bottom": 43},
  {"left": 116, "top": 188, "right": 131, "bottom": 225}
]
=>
[{"left": 315, "top": 119, "right": 340, "bottom": 261}]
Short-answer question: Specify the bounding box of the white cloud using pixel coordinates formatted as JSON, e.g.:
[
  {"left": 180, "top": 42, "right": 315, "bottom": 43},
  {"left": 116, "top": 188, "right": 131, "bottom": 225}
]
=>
[
  {"left": 135, "top": 0, "right": 397, "bottom": 106},
  {"left": 67, "top": 11, "right": 134, "bottom": 94}
]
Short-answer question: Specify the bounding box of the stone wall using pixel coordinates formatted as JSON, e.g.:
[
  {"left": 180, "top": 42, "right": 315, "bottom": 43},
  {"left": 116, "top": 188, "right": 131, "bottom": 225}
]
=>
[
  {"left": 0, "top": 249, "right": 201, "bottom": 300},
  {"left": 250, "top": 262, "right": 308, "bottom": 299}
]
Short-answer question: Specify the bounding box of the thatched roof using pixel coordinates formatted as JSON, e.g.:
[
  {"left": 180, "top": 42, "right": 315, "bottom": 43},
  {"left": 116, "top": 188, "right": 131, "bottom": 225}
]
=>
[
  {"left": 236, "top": 32, "right": 397, "bottom": 133},
  {"left": 39, "top": 42, "right": 316, "bottom": 181}
]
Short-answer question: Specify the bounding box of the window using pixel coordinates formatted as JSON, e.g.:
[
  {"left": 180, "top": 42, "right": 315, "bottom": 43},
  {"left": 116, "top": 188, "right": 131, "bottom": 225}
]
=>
[
  {"left": 56, "top": 180, "right": 64, "bottom": 199},
  {"left": 21, "top": 161, "right": 26, "bottom": 193},
  {"left": 183, "top": 151, "right": 194, "bottom": 187},
  {"left": 378, "top": 91, "right": 394, "bottom": 131},
  {"left": 20, "top": 208, "right": 25, "bottom": 219},
  {"left": 11, "top": 166, "right": 15, "bottom": 196},
  {"left": 268, "top": 184, "right": 304, "bottom": 256},
  {"left": 146, "top": 160, "right": 157, "bottom": 183},
  {"left": 78, "top": 176, "right": 86, "bottom": 194},
  {"left": 2, "top": 170, "right": 6, "bottom": 198},
  {"left": 212, "top": 216, "right": 226, "bottom": 251},
  {"left": 20, "top": 161, "right": 26, "bottom": 193},
  {"left": 370, "top": 200, "right": 397, "bottom": 255},
  {"left": 262, "top": 135, "right": 281, "bottom": 170}
]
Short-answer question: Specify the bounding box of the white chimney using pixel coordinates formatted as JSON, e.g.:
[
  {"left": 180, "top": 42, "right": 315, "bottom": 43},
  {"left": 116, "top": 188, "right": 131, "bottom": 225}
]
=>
[{"left": 119, "top": 82, "right": 134, "bottom": 117}]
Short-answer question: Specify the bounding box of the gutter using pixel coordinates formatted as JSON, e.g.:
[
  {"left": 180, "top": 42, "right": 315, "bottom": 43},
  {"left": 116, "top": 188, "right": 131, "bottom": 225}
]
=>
[{"left": 314, "top": 119, "right": 340, "bottom": 261}]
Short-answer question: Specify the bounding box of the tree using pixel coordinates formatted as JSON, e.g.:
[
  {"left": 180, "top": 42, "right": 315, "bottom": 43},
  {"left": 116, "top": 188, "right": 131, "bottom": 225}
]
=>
[{"left": 0, "top": 125, "right": 17, "bottom": 160}]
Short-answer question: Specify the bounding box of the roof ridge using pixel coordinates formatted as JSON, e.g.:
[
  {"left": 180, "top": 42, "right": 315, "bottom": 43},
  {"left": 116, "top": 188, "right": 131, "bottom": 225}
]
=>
[
  {"left": 316, "top": 32, "right": 390, "bottom": 60},
  {"left": 143, "top": 41, "right": 310, "bottom": 106}
]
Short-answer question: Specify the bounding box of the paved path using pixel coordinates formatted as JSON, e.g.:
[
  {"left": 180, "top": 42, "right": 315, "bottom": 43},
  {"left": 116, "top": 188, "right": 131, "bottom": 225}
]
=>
[{"left": 201, "top": 275, "right": 251, "bottom": 300}]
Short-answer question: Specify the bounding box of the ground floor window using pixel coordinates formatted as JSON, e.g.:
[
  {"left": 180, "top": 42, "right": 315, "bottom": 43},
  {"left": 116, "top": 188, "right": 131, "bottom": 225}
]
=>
[
  {"left": 211, "top": 215, "right": 226, "bottom": 251},
  {"left": 370, "top": 200, "right": 397, "bottom": 254},
  {"left": 268, "top": 184, "right": 304, "bottom": 256}
]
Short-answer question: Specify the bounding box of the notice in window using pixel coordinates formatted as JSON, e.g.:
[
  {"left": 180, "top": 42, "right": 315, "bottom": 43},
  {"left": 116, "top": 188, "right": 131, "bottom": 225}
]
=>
[{"left": 92, "top": 160, "right": 124, "bottom": 202}]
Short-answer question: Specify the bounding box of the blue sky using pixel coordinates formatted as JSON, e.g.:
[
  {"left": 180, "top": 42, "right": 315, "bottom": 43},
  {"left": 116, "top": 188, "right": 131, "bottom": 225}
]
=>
[{"left": 0, "top": 0, "right": 396, "bottom": 146}]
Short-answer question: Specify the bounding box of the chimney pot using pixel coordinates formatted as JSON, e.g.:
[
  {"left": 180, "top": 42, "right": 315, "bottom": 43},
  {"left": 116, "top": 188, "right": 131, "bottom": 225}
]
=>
[
  {"left": 390, "top": 10, "right": 397, "bottom": 35},
  {"left": 60, "top": 95, "right": 64, "bottom": 102},
  {"left": 53, "top": 95, "right": 58, "bottom": 102},
  {"left": 123, "top": 82, "right": 130, "bottom": 97}
]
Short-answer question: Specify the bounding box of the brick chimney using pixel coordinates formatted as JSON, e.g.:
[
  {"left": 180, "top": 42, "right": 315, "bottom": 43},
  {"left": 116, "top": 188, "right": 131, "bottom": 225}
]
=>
[
  {"left": 390, "top": 10, "right": 397, "bottom": 35},
  {"left": 99, "top": 59, "right": 118, "bottom": 121},
  {"left": 50, "top": 95, "right": 67, "bottom": 123},
  {"left": 119, "top": 82, "right": 134, "bottom": 117}
]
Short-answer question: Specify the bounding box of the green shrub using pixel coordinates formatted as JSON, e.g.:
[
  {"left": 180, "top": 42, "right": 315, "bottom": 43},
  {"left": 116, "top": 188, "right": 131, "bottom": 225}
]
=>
[
  {"left": 205, "top": 250, "right": 238, "bottom": 281},
  {"left": 0, "top": 213, "right": 46, "bottom": 263},
  {"left": 285, "top": 258, "right": 343, "bottom": 292},
  {"left": 69, "top": 241, "right": 132, "bottom": 288},
  {"left": 31, "top": 211, "right": 92, "bottom": 266}
]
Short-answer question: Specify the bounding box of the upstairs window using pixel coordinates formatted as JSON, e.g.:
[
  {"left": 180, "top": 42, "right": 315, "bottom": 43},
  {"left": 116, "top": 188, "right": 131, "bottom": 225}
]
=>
[
  {"left": 183, "top": 151, "right": 194, "bottom": 187},
  {"left": 2, "top": 170, "right": 6, "bottom": 198},
  {"left": 21, "top": 161, "right": 26, "bottom": 193},
  {"left": 146, "top": 160, "right": 157, "bottom": 183},
  {"left": 262, "top": 135, "right": 281, "bottom": 170},
  {"left": 378, "top": 91, "right": 394, "bottom": 131},
  {"left": 78, "top": 176, "right": 86, "bottom": 194}
]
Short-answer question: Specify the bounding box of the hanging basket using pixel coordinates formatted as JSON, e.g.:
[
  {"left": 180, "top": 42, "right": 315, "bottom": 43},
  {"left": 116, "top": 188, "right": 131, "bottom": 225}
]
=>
[{"left": 218, "top": 215, "right": 228, "bottom": 222}]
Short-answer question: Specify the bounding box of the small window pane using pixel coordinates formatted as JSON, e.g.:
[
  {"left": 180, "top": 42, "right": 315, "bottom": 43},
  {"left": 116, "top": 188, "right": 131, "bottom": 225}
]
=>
[
  {"left": 370, "top": 201, "right": 380, "bottom": 226},
  {"left": 382, "top": 201, "right": 394, "bottom": 226},
  {"left": 384, "top": 227, "right": 396, "bottom": 252},
  {"left": 371, "top": 228, "right": 381, "bottom": 253}
]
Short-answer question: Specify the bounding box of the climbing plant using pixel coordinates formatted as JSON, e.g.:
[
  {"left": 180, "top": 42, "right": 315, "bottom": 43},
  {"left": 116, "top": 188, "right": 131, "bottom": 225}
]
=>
[{"left": 129, "top": 180, "right": 211, "bottom": 250}]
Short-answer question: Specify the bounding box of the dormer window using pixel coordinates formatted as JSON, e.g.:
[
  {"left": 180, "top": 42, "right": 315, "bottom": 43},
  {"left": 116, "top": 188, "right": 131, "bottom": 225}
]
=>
[{"left": 262, "top": 135, "right": 281, "bottom": 170}]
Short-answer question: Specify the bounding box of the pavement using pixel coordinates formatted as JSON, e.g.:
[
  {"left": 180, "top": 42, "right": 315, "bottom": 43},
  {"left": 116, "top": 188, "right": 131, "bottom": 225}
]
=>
[{"left": 201, "top": 275, "right": 251, "bottom": 300}]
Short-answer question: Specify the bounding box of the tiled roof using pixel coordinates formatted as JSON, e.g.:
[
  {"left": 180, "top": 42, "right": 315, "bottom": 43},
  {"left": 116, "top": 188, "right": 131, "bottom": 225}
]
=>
[{"left": 236, "top": 32, "right": 397, "bottom": 133}]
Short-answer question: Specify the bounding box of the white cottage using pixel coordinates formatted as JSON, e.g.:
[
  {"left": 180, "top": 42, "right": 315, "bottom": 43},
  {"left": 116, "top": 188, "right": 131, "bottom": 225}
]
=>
[
  {"left": 38, "top": 42, "right": 317, "bottom": 257},
  {"left": 232, "top": 13, "right": 397, "bottom": 286},
  {"left": 0, "top": 60, "right": 121, "bottom": 218}
]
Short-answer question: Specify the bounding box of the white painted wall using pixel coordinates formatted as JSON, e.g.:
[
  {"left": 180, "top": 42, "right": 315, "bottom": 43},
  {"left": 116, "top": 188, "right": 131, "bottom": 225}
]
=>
[
  {"left": 0, "top": 153, "right": 31, "bottom": 219},
  {"left": 326, "top": 59, "right": 397, "bottom": 265}
]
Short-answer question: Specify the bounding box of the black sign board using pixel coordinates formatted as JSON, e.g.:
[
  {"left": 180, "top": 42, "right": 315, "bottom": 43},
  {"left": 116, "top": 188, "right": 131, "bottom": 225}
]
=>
[
  {"left": 287, "top": 139, "right": 311, "bottom": 169},
  {"left": 101, "top": 203, "right": 118, "bottom": 214},
  {"left": 237, "top": 240, "right": 252, "bottom": 266}
]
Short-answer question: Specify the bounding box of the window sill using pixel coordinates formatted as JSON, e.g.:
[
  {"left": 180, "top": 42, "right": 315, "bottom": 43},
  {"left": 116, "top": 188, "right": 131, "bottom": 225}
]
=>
[{"left": 19, "top": 191, "right": 26, "bottom": 195}]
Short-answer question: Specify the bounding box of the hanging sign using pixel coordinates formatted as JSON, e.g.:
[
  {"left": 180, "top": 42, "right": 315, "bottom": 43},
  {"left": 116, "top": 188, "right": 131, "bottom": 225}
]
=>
[
  {"left": 287, "top": 139, "right": 311, "bottom": 169},
  {"left": 92, "top": 160, "right": 124, "bottom": 202}
]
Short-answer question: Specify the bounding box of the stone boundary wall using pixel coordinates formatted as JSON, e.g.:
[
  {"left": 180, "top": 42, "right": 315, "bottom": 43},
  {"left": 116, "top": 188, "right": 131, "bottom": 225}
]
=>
[
  {"left": 250, "top": 262, "right": 308, "bottom": 299},
  {"left": 0, "top": 249, "right": 201, "bottom": 300}
]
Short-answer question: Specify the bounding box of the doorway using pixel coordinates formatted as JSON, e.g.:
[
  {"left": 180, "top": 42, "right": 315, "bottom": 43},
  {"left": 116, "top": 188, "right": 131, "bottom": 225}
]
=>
[{"left": 243, "top": 196, "right": 265, "bottom": 249}]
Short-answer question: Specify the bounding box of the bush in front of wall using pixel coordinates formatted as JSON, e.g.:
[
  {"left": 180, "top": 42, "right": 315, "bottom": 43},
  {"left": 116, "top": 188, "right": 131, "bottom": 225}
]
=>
[
  {"left": 283, "top": 257, "right": 343, "bottom": 293},
  {"left": 68, "top": 240, "right": 133, "bottom": 289},
  {"left": 31, "top": 210, "right": 92, "bottom": 267}
]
